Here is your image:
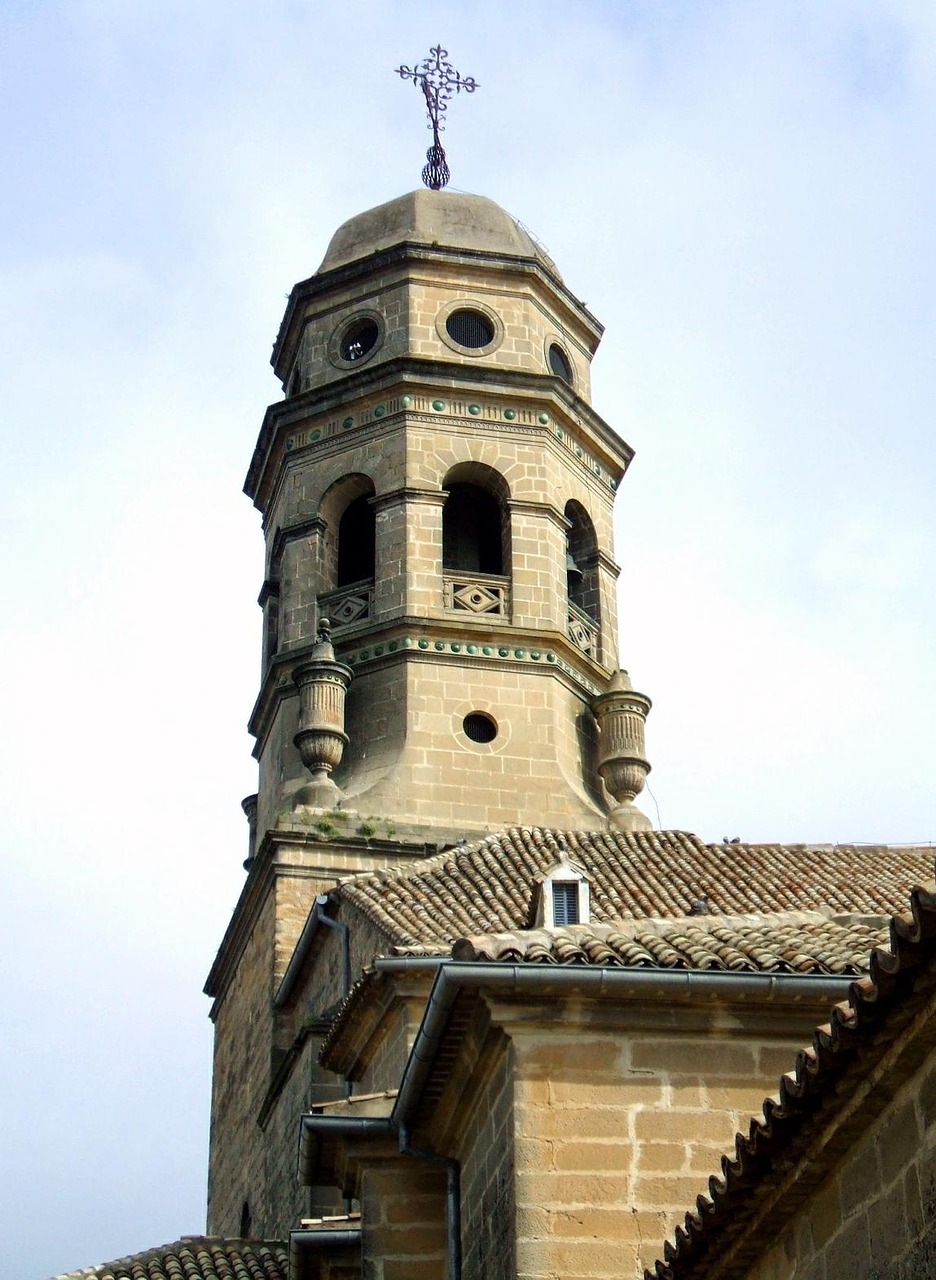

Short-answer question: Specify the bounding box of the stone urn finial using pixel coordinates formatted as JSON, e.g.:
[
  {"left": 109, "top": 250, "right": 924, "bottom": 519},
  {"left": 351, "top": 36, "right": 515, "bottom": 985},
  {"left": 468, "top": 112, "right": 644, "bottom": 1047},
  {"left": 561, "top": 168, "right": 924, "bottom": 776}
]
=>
[
  {"left": 291, "top": 618, "right": 353, "bottom": 812},
  {"left": 592, "top": 669, "right": 652, "bottom": 833}
]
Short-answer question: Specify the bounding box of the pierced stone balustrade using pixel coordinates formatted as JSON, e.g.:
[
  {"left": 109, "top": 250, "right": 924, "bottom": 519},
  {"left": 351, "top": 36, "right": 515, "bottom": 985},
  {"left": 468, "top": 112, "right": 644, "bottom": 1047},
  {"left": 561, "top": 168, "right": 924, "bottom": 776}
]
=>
[
  {"left": 317, "top": 579, "right": 373, "bottom": 630},
  {"left": 443, "top": 572, "right": 509, "bottom": 616},
  {"left": 568, "top": 601, "right": 599, "bottom": 656}
]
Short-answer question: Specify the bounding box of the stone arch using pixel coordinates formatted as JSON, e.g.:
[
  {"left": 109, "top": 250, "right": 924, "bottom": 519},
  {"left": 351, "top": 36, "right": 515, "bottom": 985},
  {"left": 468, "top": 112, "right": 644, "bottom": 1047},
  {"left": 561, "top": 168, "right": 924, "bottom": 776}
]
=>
[
  {"left": 565, "top": 499, "right": 601, "bottom": 647},
  {"left": 441, "top": 462, "right": 511, "bottom": 578},
  {"left": 319, "top": 474, "right": 376, "bottom": 593}
]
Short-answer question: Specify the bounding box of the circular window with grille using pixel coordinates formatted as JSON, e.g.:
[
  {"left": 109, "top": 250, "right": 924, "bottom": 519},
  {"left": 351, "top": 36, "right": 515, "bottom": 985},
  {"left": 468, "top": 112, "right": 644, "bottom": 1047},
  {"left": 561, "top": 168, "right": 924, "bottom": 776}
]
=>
[
  {"left": 548, "top": 342, "right": 574, "bottom": 385},
  {"left": 446, "top": 309, "right": 495, "bottom": 349},
  {"left": 436, "top": 300, "right": 503, "bottom": 357},
  {"left": 462, "top": 712, "right": 498, "bottom": 744}
]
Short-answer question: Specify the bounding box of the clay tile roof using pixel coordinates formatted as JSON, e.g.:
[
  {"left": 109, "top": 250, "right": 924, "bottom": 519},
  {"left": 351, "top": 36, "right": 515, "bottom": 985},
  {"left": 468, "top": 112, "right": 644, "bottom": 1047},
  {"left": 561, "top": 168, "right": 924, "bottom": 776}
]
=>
[
  {"left": 338, "top": 827, "right": 934, "bottom": 950},
  {"left": 50, "top": 1238, "right": 288, "bottom": 1280},
  {"left": 646, "top": 884, "right": 936, "bottom": 1280},
  {"left": 452, "top": 914, "right": 890, "bottom": 974}
]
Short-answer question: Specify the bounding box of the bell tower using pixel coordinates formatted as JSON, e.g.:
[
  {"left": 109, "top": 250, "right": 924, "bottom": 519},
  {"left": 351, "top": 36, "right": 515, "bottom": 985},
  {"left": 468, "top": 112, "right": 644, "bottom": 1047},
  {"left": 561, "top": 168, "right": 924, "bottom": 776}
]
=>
[{"left": 244, "top": 189, "right": 649, "bottom": 848}]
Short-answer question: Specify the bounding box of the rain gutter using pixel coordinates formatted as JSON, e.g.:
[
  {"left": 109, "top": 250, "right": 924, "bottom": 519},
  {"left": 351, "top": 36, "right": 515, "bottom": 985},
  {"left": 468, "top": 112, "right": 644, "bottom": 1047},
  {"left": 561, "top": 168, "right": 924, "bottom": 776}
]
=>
[
  {"left": 389, "top": 961, "right": 853, "bottom": 1127},
  {"left": 289, "top": 1227, "right": 361, "bottom": 1280},
  {"left": 298, "top": 1112, "right": 394, "bottom": 1186}
]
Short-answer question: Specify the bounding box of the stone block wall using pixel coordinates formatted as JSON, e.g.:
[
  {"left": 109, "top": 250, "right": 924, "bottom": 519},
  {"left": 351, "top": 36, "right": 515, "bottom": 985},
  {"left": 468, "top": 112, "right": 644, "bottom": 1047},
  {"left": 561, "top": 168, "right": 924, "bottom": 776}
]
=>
[
  {"left": 359, "top": 1158, "right": 448, "bottom": 1280},
  {"left": 457, "top": 1036, "right": 516, "bottom": 1280},
  {"left": 508, "top": 1020, "right": 818, "bottom": 1279},
  {"left": 745, "top": 1046, "right": 936, "bottom": 1280}
]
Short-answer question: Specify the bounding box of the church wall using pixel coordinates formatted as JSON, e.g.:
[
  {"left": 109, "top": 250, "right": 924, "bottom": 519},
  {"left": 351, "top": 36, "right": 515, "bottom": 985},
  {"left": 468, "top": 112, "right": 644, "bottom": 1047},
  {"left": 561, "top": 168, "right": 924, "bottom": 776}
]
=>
[
  {"left": 358, "top": 1157, "right": 448, "bottom": 1280},
  {"left": 209, "top": 872, "right": 356, "bottom": 1237},
  {"left": 503, "top": 1013, "right": 823, "bottom": 1280},
  {"left": 743, "top": 1046, "right": 936, "bottom": 1280},
  {"left": 455, "top": 1031, "right": 516, "bottom": 1280},
  {"left": 208, "top": 888, "right": 278, "bottom": 1236}
]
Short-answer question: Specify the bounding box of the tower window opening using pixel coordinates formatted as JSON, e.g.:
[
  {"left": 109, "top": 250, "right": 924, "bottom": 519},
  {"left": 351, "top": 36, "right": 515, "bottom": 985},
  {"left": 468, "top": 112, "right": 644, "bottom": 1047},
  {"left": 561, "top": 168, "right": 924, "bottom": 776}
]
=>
[
  {"left": 443, "top": 483, "right": 503, "bottom": 574},
  {"left": 445, "top": 308, "right": 495, "bottom": 350},
  {"left": 339, "top": 317, "right": 380, "bottom": 363},
  {"left": 565, "top": 501, "right": 600, "bottom": 623},
  {"left": 337, "top": 495, "right": 376, "bottom": 586},
  {"left": 548, "top": 343, "right": 574, "bottom": 385},
  {"left": 551, "top": 881, "right": 580, "bottom": 926},
  {"left": 463, "top": 712, "right": 497, "bottom": 744}
]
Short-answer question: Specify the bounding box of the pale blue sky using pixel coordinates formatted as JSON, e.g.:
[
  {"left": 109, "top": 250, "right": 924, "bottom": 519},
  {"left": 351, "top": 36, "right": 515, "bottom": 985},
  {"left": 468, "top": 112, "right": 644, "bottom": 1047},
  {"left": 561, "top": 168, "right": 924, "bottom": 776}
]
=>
[{"left": 1, "top": 3, "right": 934, "bottom": 1276}]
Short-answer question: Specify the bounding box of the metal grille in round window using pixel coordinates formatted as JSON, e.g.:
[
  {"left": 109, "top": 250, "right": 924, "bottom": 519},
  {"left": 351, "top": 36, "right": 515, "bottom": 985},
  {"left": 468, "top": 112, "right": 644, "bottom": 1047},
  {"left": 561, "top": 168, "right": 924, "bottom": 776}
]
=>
[
  {"left": 446, "top": 309, "right": 495, "bottom": 349},
  {"left": 463, "top": 712, "right": 498, "bottom": 743},
  {"left": 340, "top": 318, "right": 380, "bottom": 362},
  {"left": 548, "top": 343, "right": 573, "bottom": 384}
]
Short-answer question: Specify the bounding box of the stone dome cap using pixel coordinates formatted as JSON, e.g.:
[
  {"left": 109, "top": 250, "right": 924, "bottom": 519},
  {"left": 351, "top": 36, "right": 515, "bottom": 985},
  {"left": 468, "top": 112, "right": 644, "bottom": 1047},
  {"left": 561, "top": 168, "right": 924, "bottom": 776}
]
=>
[{"left": 317, "top": 189, "right": 560, "bottom": 278}]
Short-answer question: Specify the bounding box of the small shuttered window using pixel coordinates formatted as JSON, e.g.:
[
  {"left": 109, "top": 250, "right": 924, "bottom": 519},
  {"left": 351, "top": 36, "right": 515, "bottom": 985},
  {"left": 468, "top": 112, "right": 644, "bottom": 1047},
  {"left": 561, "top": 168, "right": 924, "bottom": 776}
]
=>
[{"left": 552, "top": 881, "right": 580, "bottom": 926}]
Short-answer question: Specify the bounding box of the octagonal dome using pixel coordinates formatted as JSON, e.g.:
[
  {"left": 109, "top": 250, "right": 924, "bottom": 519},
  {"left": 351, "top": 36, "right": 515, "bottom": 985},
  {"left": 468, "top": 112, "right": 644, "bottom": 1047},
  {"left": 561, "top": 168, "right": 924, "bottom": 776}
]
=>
[{"left": 317, "top": 189, "right": 560, "bottom": 278}]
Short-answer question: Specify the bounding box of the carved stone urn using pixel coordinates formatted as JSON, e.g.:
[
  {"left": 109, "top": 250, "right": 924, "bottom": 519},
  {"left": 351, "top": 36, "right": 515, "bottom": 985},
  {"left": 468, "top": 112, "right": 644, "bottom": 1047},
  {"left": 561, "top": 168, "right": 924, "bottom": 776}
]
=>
[
  {"left": 592, "top": 669, "right": 652, "bottom": 833},
  {"left": 291, "top": 619, "right": 353, "bottom": 812}
]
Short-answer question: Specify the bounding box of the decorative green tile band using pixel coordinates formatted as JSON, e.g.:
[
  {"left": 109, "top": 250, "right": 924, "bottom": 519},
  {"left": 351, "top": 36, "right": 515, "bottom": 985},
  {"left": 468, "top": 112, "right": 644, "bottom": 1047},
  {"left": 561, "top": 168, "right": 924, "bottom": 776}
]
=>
[
  {"left": 338, "top": 637, "right": 597, "bottom": 694},
  {"left": 280, "top": 393, "right": 619, "bottom": 491}
]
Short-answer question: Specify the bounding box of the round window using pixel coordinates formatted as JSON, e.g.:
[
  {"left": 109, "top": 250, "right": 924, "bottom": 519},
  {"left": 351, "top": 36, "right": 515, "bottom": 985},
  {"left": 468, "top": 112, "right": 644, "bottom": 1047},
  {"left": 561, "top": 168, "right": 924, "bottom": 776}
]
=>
[
  {"left": 446, "top": 309, "right": 496, "bottom": 350},
  {"left": 548, "top": 343, "right": 574, "bottom": 384},
  {"left": 463, "top": 712, "right": 498, "bottom": 744},
  {"left": 340, "top": 317, "right": 380, "bottom": 363}
]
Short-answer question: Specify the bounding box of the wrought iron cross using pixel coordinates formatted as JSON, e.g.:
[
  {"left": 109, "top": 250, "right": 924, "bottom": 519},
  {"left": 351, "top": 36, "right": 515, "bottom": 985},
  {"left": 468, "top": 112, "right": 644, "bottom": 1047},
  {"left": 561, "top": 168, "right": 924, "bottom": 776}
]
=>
[{"left": 396, "top": 45, "right": 478, "bottom": 191}]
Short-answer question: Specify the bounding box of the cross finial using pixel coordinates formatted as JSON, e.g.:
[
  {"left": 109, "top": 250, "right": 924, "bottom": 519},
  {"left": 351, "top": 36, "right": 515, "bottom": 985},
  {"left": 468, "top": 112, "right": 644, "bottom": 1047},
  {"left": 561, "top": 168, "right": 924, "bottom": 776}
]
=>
[{"left": 396, "top": 45, "right": 478, "bottom": 190}]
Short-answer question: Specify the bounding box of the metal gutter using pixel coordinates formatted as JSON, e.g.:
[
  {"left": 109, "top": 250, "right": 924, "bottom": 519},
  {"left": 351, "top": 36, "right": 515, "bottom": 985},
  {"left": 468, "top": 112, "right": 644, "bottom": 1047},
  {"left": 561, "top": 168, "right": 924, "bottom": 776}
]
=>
[
  {"left": 289, "top": 1227, "right": 361, "bottom": 1280},
  {"left": 298, "top": 1113, "right": 394, "bottom": 1186},
  {"left": 390, "top": 962, "right": 854, "bottom": 1127}
]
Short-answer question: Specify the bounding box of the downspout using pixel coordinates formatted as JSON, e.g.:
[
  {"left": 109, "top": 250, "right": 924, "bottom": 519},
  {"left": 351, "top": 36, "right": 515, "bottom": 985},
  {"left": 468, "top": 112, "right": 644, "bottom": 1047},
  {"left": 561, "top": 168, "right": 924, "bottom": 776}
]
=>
[
  {"left": 312, "top": 895, "right": 351, "bottom": 1102},
  {"left": 398, "top": 1121, "right": 462, "bottom": 1280},
  {"left": 313, "top": 894, "right": 351, "bottom": 999}
]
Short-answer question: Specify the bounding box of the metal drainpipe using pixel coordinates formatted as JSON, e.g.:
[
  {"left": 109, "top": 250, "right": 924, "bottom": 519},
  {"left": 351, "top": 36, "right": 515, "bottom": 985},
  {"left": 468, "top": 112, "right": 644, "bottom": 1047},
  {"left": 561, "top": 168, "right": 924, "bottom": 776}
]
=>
[
  {"left": 314, "top": 895, "right": 351, "bottom": 998},
  {"left": 398, "top": 1121, "right": 461, "bottom": 1280},
  {"left": 313, "top": 895, "right": 352, "bottom": 1100}
]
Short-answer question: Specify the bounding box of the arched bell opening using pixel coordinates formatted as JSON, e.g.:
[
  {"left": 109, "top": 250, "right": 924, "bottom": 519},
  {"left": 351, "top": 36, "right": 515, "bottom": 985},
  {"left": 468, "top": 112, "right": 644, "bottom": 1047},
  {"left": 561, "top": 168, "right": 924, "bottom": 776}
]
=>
[
  {"left": 565, "top": 500, "right": 601, "bottom": 660},
  {"left": 318, "top": 474, "right": 376, "bottom": 631},
  {"left": 441, "top": 463, "right": 511, "bottom": 619}
]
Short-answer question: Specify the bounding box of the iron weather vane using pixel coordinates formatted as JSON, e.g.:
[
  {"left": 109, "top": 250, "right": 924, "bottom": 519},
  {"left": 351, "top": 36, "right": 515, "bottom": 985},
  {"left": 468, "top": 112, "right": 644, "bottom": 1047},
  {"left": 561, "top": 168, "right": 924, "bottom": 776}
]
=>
[{"left": 396, "top": 45, "right": 478, "bottom": 190}]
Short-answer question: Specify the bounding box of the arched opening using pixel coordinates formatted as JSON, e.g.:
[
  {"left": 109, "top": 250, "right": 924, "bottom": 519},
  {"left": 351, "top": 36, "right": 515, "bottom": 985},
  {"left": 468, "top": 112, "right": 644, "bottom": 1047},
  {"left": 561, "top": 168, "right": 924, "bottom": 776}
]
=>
[
  {"left": 443, "top": 484, "right": 502, "bottom": 574},
  {"left": 337, "top": 495, "right": 375, "bottom": 586},
  {"left": 565, "top": 500, "right": 601, "bottom": 656},
  {"left": 318, "top": 475, "right": 377, "bottom": 630},
  {"left": 442, "top": 464, "right": 511, "bottom": 617}
]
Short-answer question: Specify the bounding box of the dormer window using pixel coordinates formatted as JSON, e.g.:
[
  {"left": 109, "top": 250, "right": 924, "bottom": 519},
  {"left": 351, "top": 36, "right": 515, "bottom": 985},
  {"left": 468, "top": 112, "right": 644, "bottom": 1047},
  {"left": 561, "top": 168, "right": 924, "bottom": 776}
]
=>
[
  {"left": 533, "top": 854, "right": 592, "bottom": 928},
  {"left": 551, "top": 881, "right": 581, "bottom": 926}
]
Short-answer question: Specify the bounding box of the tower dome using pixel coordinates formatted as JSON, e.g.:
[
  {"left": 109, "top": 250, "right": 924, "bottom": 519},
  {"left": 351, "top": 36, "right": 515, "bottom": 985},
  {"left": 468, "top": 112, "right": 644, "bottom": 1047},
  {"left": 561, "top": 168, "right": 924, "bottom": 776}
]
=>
[{"left": 317, "top": 189, "right": 560, "bottom": 278}]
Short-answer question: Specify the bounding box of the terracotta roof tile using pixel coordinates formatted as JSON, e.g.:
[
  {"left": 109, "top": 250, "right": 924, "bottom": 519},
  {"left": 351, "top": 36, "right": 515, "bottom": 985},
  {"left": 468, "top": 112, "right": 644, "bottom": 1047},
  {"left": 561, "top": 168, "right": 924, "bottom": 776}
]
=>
[
  {"left": 51, "top": 1239, "right": 288, "bottom": 1280},
  {"left": 646, "top": 884, "right": 936, "bottom": 1280},
  {"left": 338, "top": 828, "right": 934, "bottom": 950},
  {"left": 452, "top": 915, "right": 889, "bottom": 974}
]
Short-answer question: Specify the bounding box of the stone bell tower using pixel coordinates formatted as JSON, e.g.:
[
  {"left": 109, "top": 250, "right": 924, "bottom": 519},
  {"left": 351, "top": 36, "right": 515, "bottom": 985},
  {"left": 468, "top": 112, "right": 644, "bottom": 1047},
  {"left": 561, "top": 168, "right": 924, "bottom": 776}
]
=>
[{"left": 244, "top": 189, "right": 651, "bottom": 853}]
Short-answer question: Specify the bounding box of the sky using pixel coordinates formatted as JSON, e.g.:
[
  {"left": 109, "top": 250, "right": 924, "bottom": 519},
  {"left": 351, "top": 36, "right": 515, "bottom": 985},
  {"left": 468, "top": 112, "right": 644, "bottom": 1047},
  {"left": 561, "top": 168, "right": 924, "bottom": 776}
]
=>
[{"left": 1, "top": 1, "right": 934, "bottom": 1275}]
